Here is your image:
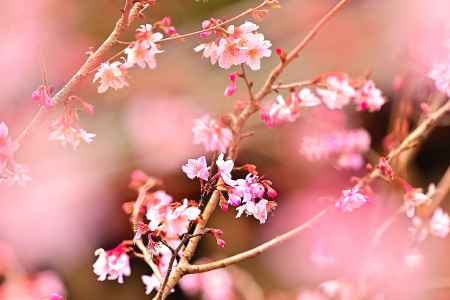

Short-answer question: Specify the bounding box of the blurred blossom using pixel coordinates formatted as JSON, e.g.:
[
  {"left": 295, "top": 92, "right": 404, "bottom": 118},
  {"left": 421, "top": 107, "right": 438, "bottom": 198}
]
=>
[
  {"left": 126, "top": 97, "right": 200, "bottom": 173},
  {"left": 180, "top": 263, "right": 233, "bottom": 300}
]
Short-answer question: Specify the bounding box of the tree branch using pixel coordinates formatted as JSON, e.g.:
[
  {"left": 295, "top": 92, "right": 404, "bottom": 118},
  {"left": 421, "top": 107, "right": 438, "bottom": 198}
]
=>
[{"left": 185, "top": 207, "right": 331, "bottom": 274}]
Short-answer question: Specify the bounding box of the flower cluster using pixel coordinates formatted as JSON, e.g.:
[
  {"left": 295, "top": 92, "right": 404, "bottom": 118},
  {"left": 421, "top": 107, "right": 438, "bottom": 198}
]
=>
[
  {"left": 195, "top": 21, "right": 272, "bottom": 70},
  {"left": 93, "top": 243, "right": 132, "bottom": 284},
  {"left": 335, "top": 186, "right": 369, "bottom": 212},
  {"left": 49, "top": 97, "right": 96, "bottom": 149},
  {"left": 261, "top": 75, "right": 386, "bottom": 127},
  {"left": 94, "top": 23, "right": 166, "bottom": 93},
  {"left": 32, "top": 84, "right": 56, "bottom": 108},
  {"left": 429, "top": 57, "right": 450, "bottom": 97},
  {"left": 300, "top": 128, "right": 371, "bottom": 170},
  {"left": 215, "top": 153, "right": 278, "bottom": 224},
  {"left": 192, "top": 115, "right": 233, "bottom": 153},
  {"left": 410, "top": 208, "right": 450, "bottom": 241},
  {"left": 0, "top": 122, "right": 31, "bottom": 186}
]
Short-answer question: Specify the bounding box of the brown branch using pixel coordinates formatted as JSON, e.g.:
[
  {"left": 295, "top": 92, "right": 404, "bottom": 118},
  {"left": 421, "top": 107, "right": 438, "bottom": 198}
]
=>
[
  {"left": 184, "top": 207, "right": 331, "bottom": 274},
  {"left": 52, "top": 0, "right": 139, "bottom": 105},
  {"left": 271, "top": 80, "right": 316, "bottom": 90}
]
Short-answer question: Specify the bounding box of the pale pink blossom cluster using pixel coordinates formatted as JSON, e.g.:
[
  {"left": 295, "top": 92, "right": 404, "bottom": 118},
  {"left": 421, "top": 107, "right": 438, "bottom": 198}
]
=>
[
  {"left": 261, "top": 76, "right": 386, "bottom": 127},
  {"left": 429, "top": 58, "right": 450, "bottom": 97},
  {"left": 404, "top": 183, "right": 436, "bottom": 218},
  {"left": 195, "top": 21, "right": 272, "bottom": 70},
  {"left": 49, "top": 98, "right": 95, "bottom": 149},
  {"left": 335, "top": 186, "right": 369, "bottom": 212},
  {"left": 300, "top": 128, "right": 371, "bottom": 170},
  {"left": 93, "top": 24, "right": 165, "bottom": 93},
  {"left": 180, "top": 263, "right": 233, "bottom": 300},
  {"left": 192, "top": 115, "right": 233, "bottom": 153},
  {"left": 32, "top": 85, "right": 56, "bottom": 108},
  {"left": 410, "top": 208, "right": 450, "bottom": 241},
  {"left": 182, "top": 155, "right": 209, "bottom": 181},
  {"left": 93, "top": 244, "right": 131, "bottom": 284},
  {"left": 216, "top": 153, "right": 277, "bottom": 224},
  {"left": 0, "top": 122, "right": 31, "bottom": 186}
]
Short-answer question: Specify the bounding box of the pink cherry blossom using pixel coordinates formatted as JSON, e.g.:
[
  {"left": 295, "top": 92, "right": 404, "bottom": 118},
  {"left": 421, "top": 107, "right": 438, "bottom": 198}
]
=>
[
  {"left": 93, "top": 61, "right": 128, "bottom": 93},
  {"left": 429, "top": 60, "right": 450, "bottom": 96},
  {"left": 165, "top": 199, "right": 201, "bottom": 238},
  {"left": 429, "top": 208, "right": 450, "bottom": 238},
  {"left": 317, "top": 76, "right": 355, "bottom": 110},
  {"left": 243, "top": 33, "right": 272, "bottom": 70},
  {"left": 298, "top": 88, "right": 321, "bottom": 107},
  {"left": 236, "top": 198, "right": 269, "bottom": 224},
  {"left": 124, "top": 41, "right": 162, "bottom": 69},
  {"left": 195, "top": 21, "right": 271, "bottom": 70},
  {"left": 216, "top": 153, "right": 235, "bottom": 186},
  {"left": 192, "top": 115, "right": 233, "bottom": 153},
  {"left": 260, "top": 94, "right": 300, "bottom": 127},
  {"left": 93, "top": 245, "right": 131, "bottom": 284},
  {"left": 142, "top": 274, "right": 160, "bottom": 295},
  {"left": 335, "top": 187, "right": 369, "bottom": 212},
  {"left": 404, "top": 184, "right": 435, "bottom": 218},
  {"left": 32, "top": 85, "right": 55, "bottom": 108},
  {"left": 49, "top": 124, "right": 95, "bottom": 149},
  {"left": 136, "top": 24, "right": 164, "bottom": 49},
  {"left": 146, "top": 190, "right": 173, "bottom": 231},
  {"left": 0, "top": 122, "right": 18, "bottom": 171},
  {"left": 354, "top": 80, "right": 386, "bottom": 112},
  {"left": 194, "top": 42, "right": 220, "bottom": 65},
  {"left": 181, "top": 156, "right": 209, "bottom": 180},
  {"left": 300, "top": 128, "right": 370, "bottom": 170}
]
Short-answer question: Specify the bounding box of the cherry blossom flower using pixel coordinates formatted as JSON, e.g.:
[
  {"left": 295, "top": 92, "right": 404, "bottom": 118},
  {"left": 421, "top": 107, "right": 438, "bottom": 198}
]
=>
[
  {"left": 124, "top": 41, "right": 162, "bottom": 69},
  {"left": 0, "top": 122, "right": 18, "bottom": 171},
  {"left": 49, "top": 124, "right": 95, "bottom": 149},
  {"left": 216, "top": 153, "right": 235, "bottom": 186},
  {"left": 298, "top": 88, "right": 321, "bottom": 107},
  {"left": 32, "top": 85, "right": 55, "bottom": 108},
  {"left": 93, "top": 62, "right": 128, "bottom": 93},
  {"left": 194, "top": 42, "right": 220, "bottom": 65},
  {"left": 429, "top": 60, "right": 450, "bottom": 96},
  {"left": 404, "top": 183, "right": 435, "bottom": 218},
  {"left": 146, "top": 190, "right": 173, "bottom": 231},
  {"left": 317, "top": 76, "right": 355, "bottom": 110},
  {"left": 1, "top": 163, "right": 32, "bottom": 187},
  {"left": 136, "top": 24, "right": 164, "bottom": 49},
  {"left": 335, "top": 187, "right": 369, "bottom": 212},
  {"left": 182, "top": 156, "right": 209, "bottom": 180},
  {"left": 354, "top": 80, "right": 386, "bottom": 112},
  {"left": 93, "top": 245, "right": 131, "bottom": 284},
  {"left": 236, "top": 198, "right": 269, "bottom": 224},
  {"left": 195, "top": 21, "right": 272, "bottom": 70},
  {"left": 260, "top": 94, "right": 300, "bottom": 127},
  {"left": 192, "top": 115, "right": 233, "bottom": 152},
  {"left": 165, "top": 199, "right": 201, "bottom": 238},
  {"left": 142, "top": 274, "right": 160, "bottom": 295},
  {"left": 429, "top": 208, "right": 450, "bottom": 238},
  {"left": 243, "top": 32, "right": 272, "bottom": 70},
  {"left": 49, "top": 99, "right": 96, "bottom": 149},
  {"left": 300, "top": 128, "right": 371, "bottom": 170}
]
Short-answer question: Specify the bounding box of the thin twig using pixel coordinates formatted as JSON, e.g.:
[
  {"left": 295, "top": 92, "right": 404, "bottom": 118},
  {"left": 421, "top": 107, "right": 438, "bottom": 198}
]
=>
[{"left": 185, "top": 207, "right": 331, "bottom": 274}]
